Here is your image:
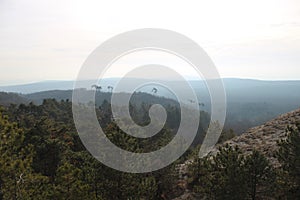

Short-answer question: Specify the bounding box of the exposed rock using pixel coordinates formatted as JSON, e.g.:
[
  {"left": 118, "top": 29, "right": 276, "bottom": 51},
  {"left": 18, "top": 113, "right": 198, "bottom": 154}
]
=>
[
  {"left": 209, "top": 108, "right": 300, "bottom": 165},
  {"left": 172, "top": 108, "right": 300, "bottom": 199}
]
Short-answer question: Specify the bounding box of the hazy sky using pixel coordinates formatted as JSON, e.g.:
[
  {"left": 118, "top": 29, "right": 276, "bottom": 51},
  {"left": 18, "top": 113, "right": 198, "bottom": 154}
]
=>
[{"left": 0, "top": 0, "right": 300, "bottom": 85}]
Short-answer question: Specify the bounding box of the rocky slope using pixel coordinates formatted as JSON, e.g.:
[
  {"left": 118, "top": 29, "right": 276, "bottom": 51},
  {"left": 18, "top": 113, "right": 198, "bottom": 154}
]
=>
[
  {"left": 173, "top": 108, "right": 300, "bottom": 199},
  {"left": 209, "top": 107, "right": 300, "bottom": 165}
]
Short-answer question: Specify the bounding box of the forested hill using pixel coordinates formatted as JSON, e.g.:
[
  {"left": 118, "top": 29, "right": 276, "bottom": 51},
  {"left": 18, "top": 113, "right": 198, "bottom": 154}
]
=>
[
  {"left": 0, "top": 92, "right": 28, "bottom": 106},
  {"left": 24, "top": 90, "right": 181, "bottom": 108},
  {"left": 1, "top": 89, "right": 299, "bottom": 135},
  {"left": 19, "top": 88, "right": 300, "bottom": 135},
  {"left": 0, "top": 90, "right": 211, "bottom": 145},
  {"left": 0, "top": 90, "right": 181, "bottom": 108},
  {"left": 2, "top": 78, "right": 300, "bottom": 134},
  {"left": 1, "top": 94, "right": 299, "bottom": 199}
]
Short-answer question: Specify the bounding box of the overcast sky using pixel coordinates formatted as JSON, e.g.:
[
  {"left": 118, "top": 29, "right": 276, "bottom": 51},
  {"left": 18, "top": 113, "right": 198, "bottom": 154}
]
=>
[{"left": 0, "top": 0, "right": 300, "bottom": 85}]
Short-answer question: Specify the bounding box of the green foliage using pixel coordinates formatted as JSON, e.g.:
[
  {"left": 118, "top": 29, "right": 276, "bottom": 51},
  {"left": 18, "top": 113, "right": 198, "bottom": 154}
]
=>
[
  {"left": 187, "top": 157, "right": 215, "bottom": 198},
  {"left": 0, "top": 108, "right": 49, "bottom": 199},
  {"left": 2, "top": 97, "right": 298, "bottom": 200},
  {"left": 188, "top": 145, "right": 275, "bottom": 200},
  {"left": 212, "top": 145, "right": 247, "bottom": 200},
  {"left": 276, "top": 124, "right": 300, "bottom": 199},
  {"left": 244, "top": 150, "right": 275, "bottom": 200},
  {"left": 54, "top": 161, "right": 90, "bottom": 199},
  {"left": 0, "top": 100, "right": 182, "bottom": 199}
]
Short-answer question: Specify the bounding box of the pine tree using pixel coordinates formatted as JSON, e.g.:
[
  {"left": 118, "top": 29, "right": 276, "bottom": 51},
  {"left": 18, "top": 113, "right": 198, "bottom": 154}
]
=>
[
  {"left": 0, "top": 108, "right": 49, "bottom": 199},
  {"left": 277, "top": 124, "right": 300, "bottom": 198},
  {"left": 212, "top": 144, "right": 247, "bottom": 200},
  {"left": 244, "top": 150, "right": 275, "bottom": 200},
  {"left": 188, "top": 144, "right": 248, "bottom": 200},
  {"left": 188, "top": 157, "right": 215, "bottom": 199},
  {"left": 55, "top": 161, "right": 91, "bottom": 199}
]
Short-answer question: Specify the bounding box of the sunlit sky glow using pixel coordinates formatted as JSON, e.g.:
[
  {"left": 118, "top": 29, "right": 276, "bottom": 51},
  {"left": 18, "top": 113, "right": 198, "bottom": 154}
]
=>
[{"left": 0, "top": 0, "right": 300, "bottom": 85}]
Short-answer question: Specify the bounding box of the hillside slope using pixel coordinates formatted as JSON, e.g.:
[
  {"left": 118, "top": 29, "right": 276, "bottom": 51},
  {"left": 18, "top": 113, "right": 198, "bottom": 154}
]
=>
[
  {"left": 174, "top": 108, "right": 300, "bottom": 199},
  {"left": 210, "top": 107, "right": 300, "bottom": 164},
  {"left": 0, "top": 92, "right": 28, "bottom": 106}
]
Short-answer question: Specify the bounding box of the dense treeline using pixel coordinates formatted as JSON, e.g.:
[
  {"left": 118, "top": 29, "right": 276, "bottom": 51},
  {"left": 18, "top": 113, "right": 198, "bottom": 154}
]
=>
[
  {"left": 1, "top": 98, "right": 299, "bottom": 199},
  {"left": 1, "top": 90, "right": 295, "bottom": 135},
  {"left": 188, "top": 123, "right": 300, "bottom": 199},
  {"left": 0, "top": 99, "right": 209, "bottom": 199}
]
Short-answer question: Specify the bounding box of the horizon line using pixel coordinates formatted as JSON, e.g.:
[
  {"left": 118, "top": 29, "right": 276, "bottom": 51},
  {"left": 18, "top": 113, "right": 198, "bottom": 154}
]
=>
[{"left": 1, "top": 77, "right": 300, "bottom": 87}]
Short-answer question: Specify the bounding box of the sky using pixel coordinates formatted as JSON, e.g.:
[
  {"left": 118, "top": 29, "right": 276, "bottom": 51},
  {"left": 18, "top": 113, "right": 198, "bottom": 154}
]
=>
[{"left": 0, "top": 0, "right": 300, "bottom": 85}]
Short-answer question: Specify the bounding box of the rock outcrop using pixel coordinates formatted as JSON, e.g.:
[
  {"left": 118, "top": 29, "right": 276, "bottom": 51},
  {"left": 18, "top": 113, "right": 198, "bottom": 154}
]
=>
[
  {"left": 209, "top": 108, "right": 300, "bottom": 165},
  {"left": 173, "top": 108, "right": 300, "bottom": 199}
]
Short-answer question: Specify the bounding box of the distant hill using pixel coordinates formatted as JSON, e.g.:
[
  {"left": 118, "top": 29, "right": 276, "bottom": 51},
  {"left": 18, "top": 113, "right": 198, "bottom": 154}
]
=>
[
  {"left": 1, "top": 78, "right": 300, "bottom": 100},
  {"left": 0, "top": 80, "right": 76, "bottom": 94},
  {"left": 0, "top": 92, "right": 28, "bottom": 106},
  {"left": 23, "top": 90, "right": 180, "bottom": 108},
  {"left": 1, "top": 78, "right": 300, "bottom": 111},
  {"left": 0, "top": 79, "right": 119, "bottom": 94},
  {"left": 1, "top": 78, "right": 300, "bottom": 134}
]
